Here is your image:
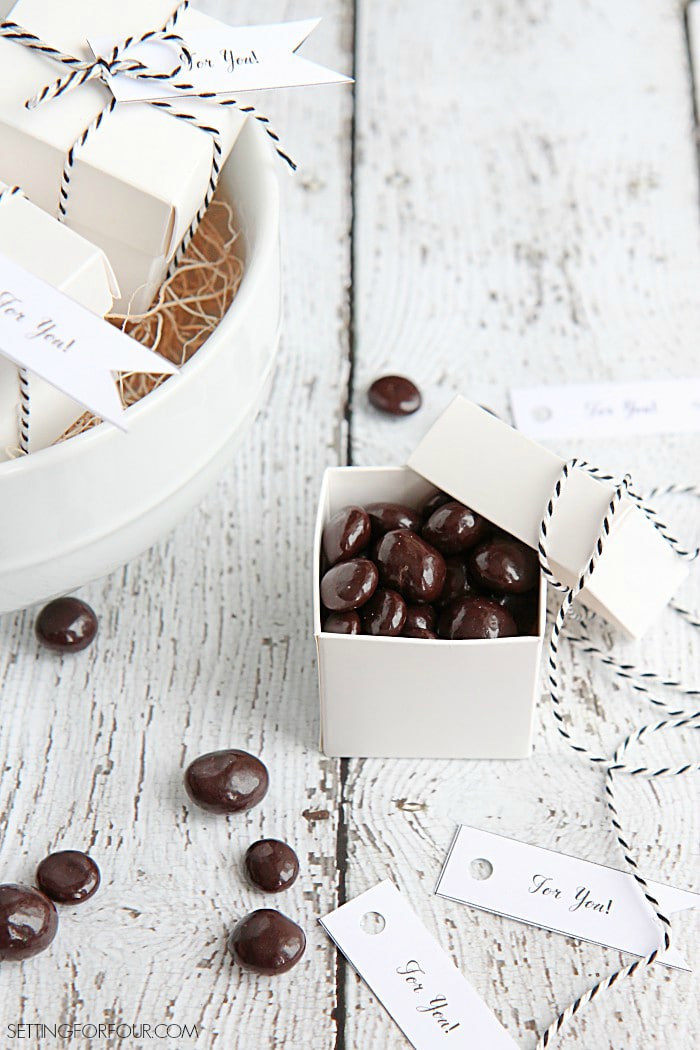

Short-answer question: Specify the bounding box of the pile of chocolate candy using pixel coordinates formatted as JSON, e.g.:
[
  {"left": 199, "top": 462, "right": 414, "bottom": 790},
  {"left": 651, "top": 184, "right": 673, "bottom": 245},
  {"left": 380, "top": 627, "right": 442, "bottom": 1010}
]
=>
[{"left": 320, "top": 492, "right": 540, "bottom": 639}]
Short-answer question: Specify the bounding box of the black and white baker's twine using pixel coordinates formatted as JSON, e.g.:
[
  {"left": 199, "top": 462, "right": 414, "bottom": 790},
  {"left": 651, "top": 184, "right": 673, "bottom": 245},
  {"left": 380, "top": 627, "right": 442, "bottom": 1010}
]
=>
[
  {"left": 535, "top": 461, "right": 699, "bottom": 1049},
  {"left": 0, "top": 0, "right": 295, "bottom": 451},
  {"left": 0, "top": 186, "right": 32, "bottom": 455}
]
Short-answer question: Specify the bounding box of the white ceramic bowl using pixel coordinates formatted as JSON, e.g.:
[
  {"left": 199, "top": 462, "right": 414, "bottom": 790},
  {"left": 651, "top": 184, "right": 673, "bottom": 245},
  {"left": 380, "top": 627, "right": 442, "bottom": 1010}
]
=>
[{"left": 0, "top": 120, "right": 281, "bottom": 613}]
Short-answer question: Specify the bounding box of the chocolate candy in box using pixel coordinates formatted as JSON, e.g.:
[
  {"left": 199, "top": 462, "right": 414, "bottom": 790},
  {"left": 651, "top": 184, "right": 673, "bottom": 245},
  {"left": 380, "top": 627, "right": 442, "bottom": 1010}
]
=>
[{"left": 314, "top": 398, "right": 688, "bottom": 759}]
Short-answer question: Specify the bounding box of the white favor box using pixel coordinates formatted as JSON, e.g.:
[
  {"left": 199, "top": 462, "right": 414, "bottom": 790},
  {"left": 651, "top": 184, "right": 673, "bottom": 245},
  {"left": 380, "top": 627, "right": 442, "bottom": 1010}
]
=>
[
  {"left": 314, "top": 399, "right": 688, "bottom": 760},
  {"left": 0, "top": 0, "right": 246, "bottom": 313},
  {"left": 0, "top": 184, "right": 119, "bottom": 459}
]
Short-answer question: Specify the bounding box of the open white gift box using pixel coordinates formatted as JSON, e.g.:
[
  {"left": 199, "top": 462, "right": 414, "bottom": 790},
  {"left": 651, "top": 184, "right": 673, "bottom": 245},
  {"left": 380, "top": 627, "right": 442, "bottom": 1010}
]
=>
[
  {"left": 0, "top": 0, "right": 246, "bottom": 313},
  {"left": 314, "top": 398, "right": 688, "bottom": 760}
]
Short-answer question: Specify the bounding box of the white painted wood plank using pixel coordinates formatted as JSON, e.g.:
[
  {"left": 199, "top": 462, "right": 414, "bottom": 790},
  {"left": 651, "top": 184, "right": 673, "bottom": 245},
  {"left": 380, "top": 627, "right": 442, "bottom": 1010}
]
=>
[
  {"left": 348, "top": 1, "right": 700, "bottom": 1048},
  {"left": 0, "top": 1, "right": 354, "bottom": 1047}
]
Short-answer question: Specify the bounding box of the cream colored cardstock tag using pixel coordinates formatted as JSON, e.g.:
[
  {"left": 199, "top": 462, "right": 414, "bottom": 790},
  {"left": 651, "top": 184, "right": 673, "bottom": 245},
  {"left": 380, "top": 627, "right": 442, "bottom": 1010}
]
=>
[
  {"left": 320, "top": 880, "right": 518, "bottom": 1049},
  {"left": 0, "top": 252, "right": 177, "bottom": 428},
  {"left": 436, "top": 826, "right": 699, "bottom": 970}
]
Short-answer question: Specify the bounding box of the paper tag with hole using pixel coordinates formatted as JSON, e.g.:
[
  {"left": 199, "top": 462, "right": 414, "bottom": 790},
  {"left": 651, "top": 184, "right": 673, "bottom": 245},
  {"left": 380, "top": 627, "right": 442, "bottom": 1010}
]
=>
[
  {"left": 436, "top": 826, "right": 699, "bottom": 970},
  {"left": 320, "top": 880, "right": 517, "bottom": 1049}
]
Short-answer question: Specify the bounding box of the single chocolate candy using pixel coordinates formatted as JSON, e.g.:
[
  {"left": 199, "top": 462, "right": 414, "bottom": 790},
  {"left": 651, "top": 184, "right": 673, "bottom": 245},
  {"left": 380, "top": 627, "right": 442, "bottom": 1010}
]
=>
[
  {"left": 322, "top": 505, "right": 371, "bottom": 566},
  {"left": 365, "top": 502, "right": 422, "bottom": 537},
  {"left": 0, "top": 884, "right": 58, "bottom": 960},
  {"left": 323, "top": 611, "right": 361, "bottom": 635},
  {"left": 35, "top": 597, "right": 97, "bottom": 653},
  {"left": 320, "top": 559, "right": 378, "bottom": 612},
  {"left": 403, "top": 605, "right": 436, "bottom": 633},
  {"left": 469, "top": 538, "right": 539, "bottom": 594},
  {"left": 244, "top": 840, "right": 300, "bottom": 894},
  {"left": 438, "top": 597, "right": 517, "bottom": 640},
  {"left": 436, "top": 556, "right": 476, "bottom": 607},
  {"left": 361, "top": 589, "right": 407, "bottom": 636},
  {"left": 422, "top": 501, "right": 486, "bottom": 555},
  {"left": 368, "top": 375, "right": 421, "bottom": 416},
  {"left": 402, "top": 627, "right": 437, "bottom": 639},
  {"left": 228, "top": 909, "right": 306, "bottom": 975},
  {"left": 36, "top": 851, "right": 100, "bottom": 905},
  {"left": 494, "top": 592, "right": 540, "bottom": 635},
  {"left": 422, "top": 491, "right": 452, "bottom": 520},
  {"left": 376, "top": 529, "right": 446, "bottom": 604},
  {"left": 185, "top": 749, "right": 269, "bottom": 815}
]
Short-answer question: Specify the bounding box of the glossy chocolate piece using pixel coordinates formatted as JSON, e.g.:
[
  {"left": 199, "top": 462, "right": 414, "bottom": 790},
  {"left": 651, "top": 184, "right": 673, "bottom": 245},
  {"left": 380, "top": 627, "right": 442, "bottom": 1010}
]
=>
[
  {"left": 403, "top": 605, "right": 436, "bottom": 633},
  {"left": 436, "top": 556, "right": 476, "bottom": 607},
  {"left": 368, "top": 375, "right": 422, "bottom": 416},
  {"left": 375, "top": 529, "right": 446, "bottom": 604},
  {"left": 422, "top": 501, "right": 486, "bottom": 555},
  {"left": 228, "top": 909, "right": 306, "bottom": 975},
  {"left": 421, "top": 491, "right": 452, "bottom": 520},
  {"left": 185, "top": 749, "right": 269, "bottom": 815},
  {"left": 361, "top": 589, "right": 407, "bottom": 636},
  {"left": 35, "top": 597, "right": 97, "bottom": 653},
  {"left": 494, "top": 592, "right": 540, "bottom": 635},
  {"left": 365, "top": 502, "right": 422, "bottom": 537},
  {"left": 322, "top": 506, "right": 371, "bottom": 566},
  {"left": 402, "top": 626, "right": 437, "bottom": 639},
  {"left": 438, "top": 597, "right": 518, "bottom": 640},
  {"left": 469, "top": 538, "right": 539, "bottom": 594},
  {"left": 323, "top": 611, "right": 361, "bottom": 635},
  {"left": 0, "top": 884, "right": 58, "bottom": 960},
  {"left": 36, "top": 851, "right": 100, "bottom": 905},
  {"left": 244, "top": 840, "right": 300, "bottom": 894},
  {"left": 320, "top": 559, "right": 379, "bottom": 611}
]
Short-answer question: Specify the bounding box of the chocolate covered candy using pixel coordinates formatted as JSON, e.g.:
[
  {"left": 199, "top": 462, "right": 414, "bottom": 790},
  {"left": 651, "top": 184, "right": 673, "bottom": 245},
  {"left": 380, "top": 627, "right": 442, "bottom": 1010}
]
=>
[
  {"left": 366, "top": 502, "right": 422, "bottom": 537},
  {"left": 403, "top": 605, "right": 436, "bottom": 633},
  {"left": 0, "top": 884, "right": 58, "bottom": 960},
  {"left": 438, "top": 597, "right": 518, "bottom": 640},
  {"left": 469, "top": 538, "right": 539, "bottom": 594},
  {"left": 245, "top": 840, "right": 300, "bottom": 894},
  {"left": 402, "top": 626, "right": 437, "bottom": 639},
  {"left": 185, "top": 749, "right": 269, "bottom": 815},
  {"left": 422, "top": 501, "right": 486, "bottom": 555},
  {"left": 361, "top": 588, "right": 407, "bottom": 636},
  {"left": 322, "top": 506, "right": 371, "bottom": 566},
  {"left": 436, "top": 556, "right": 475, "bottom": 606},
  {"left": 323, "top": 611, "right": 361, "bottom": 635},
  {"left": 421, "top": 490, "right": 452, "bottom": 520},
  {"left": 494, "top": 592, "right": 540, "bottom": 635},
  {"left": 368, "top": 375, "right": 421, "bottom": 416},
  {"left": 228, "top": 909, "right": 306, "bottom": 975},
  {"left": 36, "top": 851, "right": 100, "bottom": 905},
  {"left": 35, "top": 597, "right": 97, "bottom": 653},
  {"left": 320, "top": 559, "right": 379, "bottom": 611},
  {"left": 375, "top": 529, "right": 446, "bottom": 604}
]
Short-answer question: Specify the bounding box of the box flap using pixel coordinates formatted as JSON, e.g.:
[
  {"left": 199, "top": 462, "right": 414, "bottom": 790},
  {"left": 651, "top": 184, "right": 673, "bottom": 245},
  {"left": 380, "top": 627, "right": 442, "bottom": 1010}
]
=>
[{"left": 408, "top": 397, "right": 688, "bottom": 637}]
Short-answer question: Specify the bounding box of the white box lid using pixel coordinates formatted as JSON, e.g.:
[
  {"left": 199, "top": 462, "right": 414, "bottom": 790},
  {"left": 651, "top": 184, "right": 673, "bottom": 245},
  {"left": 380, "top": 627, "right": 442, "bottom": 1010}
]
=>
[{"left": 408, "top": 397, "right": 688, "bottom": 637}]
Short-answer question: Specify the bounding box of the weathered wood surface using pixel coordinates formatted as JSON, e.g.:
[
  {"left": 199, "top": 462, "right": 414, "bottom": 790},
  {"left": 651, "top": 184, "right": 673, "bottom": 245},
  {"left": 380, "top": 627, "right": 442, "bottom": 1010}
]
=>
[{"left": 0, "top": 1, "right": 699, "bottom": 1048}]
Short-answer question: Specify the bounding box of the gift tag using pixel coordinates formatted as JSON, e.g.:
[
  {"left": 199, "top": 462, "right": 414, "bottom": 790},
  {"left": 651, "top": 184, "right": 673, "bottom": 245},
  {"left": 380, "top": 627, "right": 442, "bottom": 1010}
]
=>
[
  {"left": 510, "top": 377, "right": 700, "bottom": 440},
  {"left": 90, "top": 18, "right": 352, "bottom": 104},
  {"left": 0, "top": 252, "right": 177, "bottom": 429},
  {"left": 320, "top": 880, "right": 518, "bottom": 1049},
  {"left": 436, "top": 826, "right": 699, "bottom": 970}
]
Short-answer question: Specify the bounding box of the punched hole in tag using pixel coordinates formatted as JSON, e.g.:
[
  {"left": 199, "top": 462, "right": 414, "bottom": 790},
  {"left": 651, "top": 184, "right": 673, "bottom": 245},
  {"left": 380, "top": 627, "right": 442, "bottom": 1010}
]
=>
[
  {"left": 470, "top": 858, "right": 493, "bottom": 881},
  {"left": 360, "top": 911, "right": 386, "bottom": 935}
]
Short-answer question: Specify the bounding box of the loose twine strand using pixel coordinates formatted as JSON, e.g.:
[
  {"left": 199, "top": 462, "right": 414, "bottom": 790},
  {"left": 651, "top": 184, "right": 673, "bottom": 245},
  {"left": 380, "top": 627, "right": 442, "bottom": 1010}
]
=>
[{"left": 534, "top": 462, "right": 699, "bottom": 1049}]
